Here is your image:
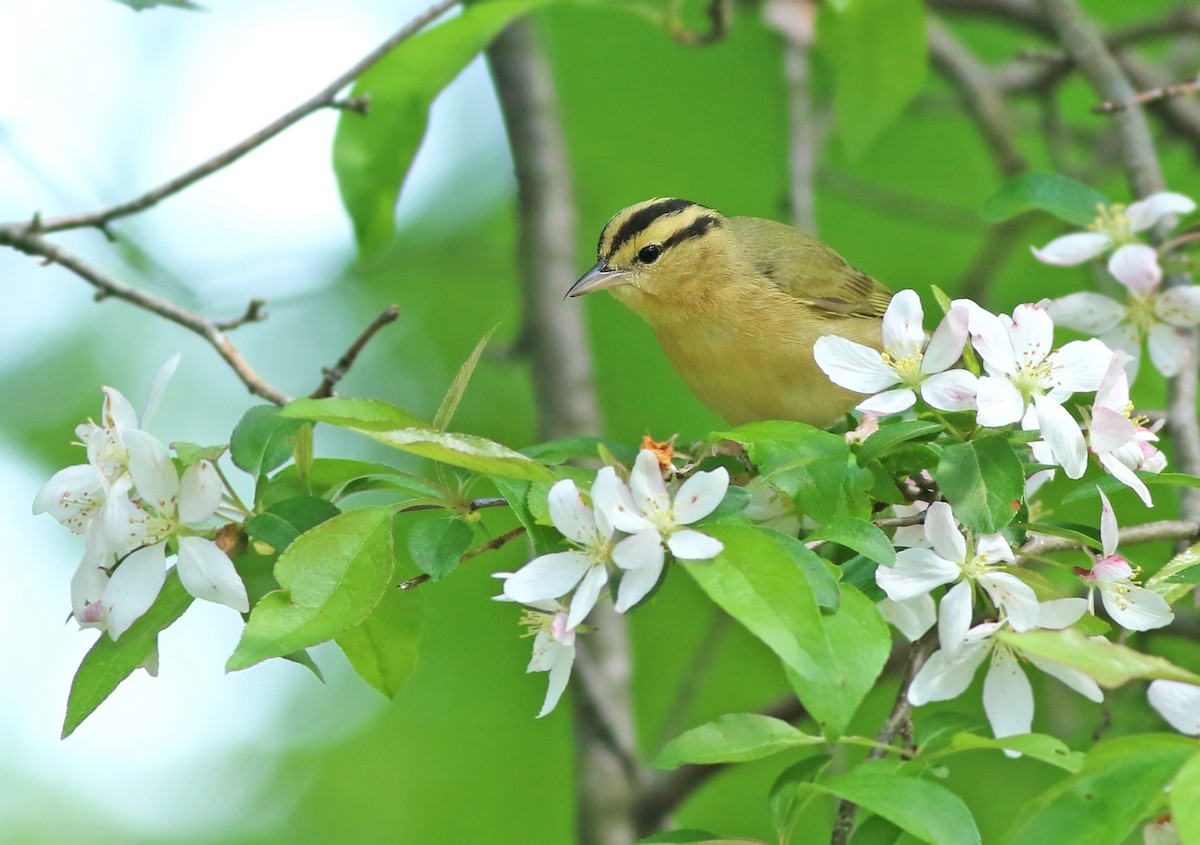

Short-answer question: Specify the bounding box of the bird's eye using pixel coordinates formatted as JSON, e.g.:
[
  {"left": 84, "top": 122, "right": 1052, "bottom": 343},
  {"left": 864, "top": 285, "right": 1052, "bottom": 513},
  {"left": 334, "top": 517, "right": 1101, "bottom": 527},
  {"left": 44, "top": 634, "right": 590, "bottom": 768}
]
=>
[{"left": 638, "top": 244, "right": 663, "bottom": 264}]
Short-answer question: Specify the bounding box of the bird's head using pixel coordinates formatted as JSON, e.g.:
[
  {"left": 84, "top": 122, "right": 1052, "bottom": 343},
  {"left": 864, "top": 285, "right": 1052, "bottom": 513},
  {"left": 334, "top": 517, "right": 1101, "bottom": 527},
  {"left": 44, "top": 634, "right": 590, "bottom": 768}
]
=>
[{"left": 567, "top": 198, "right": 729, "bottom": 318}]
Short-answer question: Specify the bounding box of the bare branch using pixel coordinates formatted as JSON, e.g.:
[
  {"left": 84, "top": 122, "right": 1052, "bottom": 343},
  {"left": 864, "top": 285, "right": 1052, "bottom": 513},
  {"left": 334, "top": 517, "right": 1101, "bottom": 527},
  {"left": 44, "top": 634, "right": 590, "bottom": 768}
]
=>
[
  {"left": 2, "top": 0, "right": 460, "bottom": 236},
  {"left": 214, "top": 298, "right": 268, "bottom": 331},
  {"left": 310, "top": 305, "right": 400, "bottom": 399},
  {"left": 0, "top": 228, "right": 289, "bottom": 405},
  {"left": 926, "top": 0, "right": 1054, "bottom": 36},
  {"left": 1092, "top": 74, "right": 1200, "bottom": 114},
  {"left": 1018, "top": 520, "right": 1200, "bottom": 562}
]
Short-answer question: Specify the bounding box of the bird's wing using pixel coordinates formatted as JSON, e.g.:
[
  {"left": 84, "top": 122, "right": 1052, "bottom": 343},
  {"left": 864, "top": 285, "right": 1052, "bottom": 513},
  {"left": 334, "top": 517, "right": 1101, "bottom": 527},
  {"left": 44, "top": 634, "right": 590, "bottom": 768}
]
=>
[{"left": 731, "top": 217, "right": 893, "bottom": 320}]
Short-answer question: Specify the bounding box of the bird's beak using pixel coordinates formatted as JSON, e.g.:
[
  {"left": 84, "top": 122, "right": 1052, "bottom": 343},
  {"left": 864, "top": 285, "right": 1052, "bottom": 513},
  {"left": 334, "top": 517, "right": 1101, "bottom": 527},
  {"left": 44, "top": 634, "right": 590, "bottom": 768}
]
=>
[{"left": 566, "top": 262, "right": 628, "bottom": 298}]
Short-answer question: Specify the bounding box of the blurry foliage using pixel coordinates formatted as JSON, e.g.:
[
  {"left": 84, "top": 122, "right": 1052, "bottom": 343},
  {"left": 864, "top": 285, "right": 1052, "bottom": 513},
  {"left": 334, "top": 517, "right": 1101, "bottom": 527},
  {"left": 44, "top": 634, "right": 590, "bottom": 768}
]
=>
[{"left": 5, "top": 0, "right": 1200, "bottom": 842}]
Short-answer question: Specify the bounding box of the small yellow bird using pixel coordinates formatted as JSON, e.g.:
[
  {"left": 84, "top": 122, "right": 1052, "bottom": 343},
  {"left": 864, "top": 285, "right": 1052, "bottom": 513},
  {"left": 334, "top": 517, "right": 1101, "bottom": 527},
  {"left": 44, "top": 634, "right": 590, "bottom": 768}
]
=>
[{"left": 567, "top": 198, "right": 893, "bottom": 427}]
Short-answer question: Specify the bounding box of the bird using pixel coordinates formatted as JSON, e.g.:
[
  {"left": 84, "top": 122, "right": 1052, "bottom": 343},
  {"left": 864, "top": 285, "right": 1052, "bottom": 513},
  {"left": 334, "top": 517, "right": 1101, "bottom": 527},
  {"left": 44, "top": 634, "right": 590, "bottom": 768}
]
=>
[{"left": 567, "top": 198, "right": 893, "bottom": 428}]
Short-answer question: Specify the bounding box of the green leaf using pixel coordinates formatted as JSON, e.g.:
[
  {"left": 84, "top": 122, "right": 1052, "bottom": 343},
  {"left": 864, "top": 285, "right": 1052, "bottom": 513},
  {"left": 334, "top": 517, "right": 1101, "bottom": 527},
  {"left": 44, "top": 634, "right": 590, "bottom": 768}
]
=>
[
  {"left": 808, "top": 518, "right": 895, "bottom": 565},
  {"left": 1005, "top": 734, "right": 1196, "bottom": 845},
  {"left": 333, "top": 0, "right": 558, "bottom": 258},
  {"left": 812, "top": 772, "right": 981, "bottom": 845},
  {"left": 817, "top": 0, "right": 927, "bottom": 158},
  {"left": 521, "top": 436, "right": 638, "bottom": 466},
  {"left": 787, "top": 586, "right": 890, "bottom": 739},
  {"left": 998, "top": 628, "right": 1200, "bottom": 687},
  {"left": 336, "top": 577, "right": 423, "bottom": 698},
  {"left": 1145, "top": 472, "right": 1200, "bottom": 489},
  {"left": 934, "top": 436, "right": 1024, "bottom": 533},
  {"left": 488, "top": 475, "right": 561, "bottom": 556},
  {"left": 434, "top": 325, "right": 497, "bottom": 430},
  {"left": 63, "top": 572, "right": 193, "bottom": 737},
  {"left": 772, "top": 530, "right": 842, "bottom": 611},
  {"left": 244, "top": 496, "right": 342, "bottom": 553},
  {"left": 682, "top": 526, "right": 834, "bottom": 683},
  {"left": 654, "top": 714, "right": 824, "bottom": 768},
  {"left": 856, "top": 420, "right": 943, "bottom": 465},
  {"left": 640, "top": 833, "right": 765, "bottom": 845},
  {"left": 1015, "top": 522, "right": 1101, "bottom": 551},
  {"left": 717, "top": 421, "right": 873, "bottom": 524},
  {"left": 227, "top": 508, "right": 395, "bottom": 671},
  {"left": 170, "top": 441, "right": 227, "bottom": 464},
  {"left": 770, "top": 755, "right": 834, "bottom": 840},
  {"left": 110, "top": 0, "right": 204, "bottom": 10},
  {"left": 281, "top": 396, "right": 426, "bottom": 430},
  {"left": 230, "top": 405, "right": 307, "bottom": 479},
  {"left": 261, "top": 458, "right": 442, "bottom": 508},
  {"left": 1146, "top": 542, "right": 1200, "bottom": 603},
  {"left": 407, "top": 516, "right": 475, "bottom": 580},
  {"left": 1171, "top": 751, "right": 1200, "bottom": 845},
  {"left": 981, "top": 171, "right": 1109, "bottom": 226},
  {"left": 355, "top": 426, "right": 556, "bottom": 482},
  {"left": 946, "top": 732, "right": 1084, "bottom": 772}
]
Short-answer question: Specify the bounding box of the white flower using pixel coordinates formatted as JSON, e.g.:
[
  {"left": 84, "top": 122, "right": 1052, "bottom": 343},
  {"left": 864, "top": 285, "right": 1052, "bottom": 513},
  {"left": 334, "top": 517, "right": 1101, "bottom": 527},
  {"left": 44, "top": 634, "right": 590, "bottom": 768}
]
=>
[
  {"left": 1049, "top": 244, "right": 1200, "bottom": 380},
  {"left": 1081, "top": 491, "right": 1173, "bottom": 632},
  {"left": 814, "top": 291, "right": 977, "bottom": 415},
  {"left": 954, "top": 300, "right": 1109, "bottom": 478},
  {"left": 1143, "top": 817, "right": 1181, "bottom": 845},
  {"left": 502, "top": 471, "right": 621, "bottom": 629},
  {"left": 522, "top": 602, "right": 577, "bottom": 718},
  {"left": 876, "top": 502, "right": 1036, "bottom": 650},
  {"left": 598, "top": 450, "right": 728, "bottom": 612},
  {"left": 1088, "top": 351, "right": 1166, "bottom": 507},
  {"left": 877, "top": 594, "right": 936, "bottom": 642},
  {"left": 909, "top": 599, "right": 1101, "bottom": 748},
  {"left": 1031, "top": 192, "right": 1196, "bottom": 266},
  {"left": 1147, "top": 680, "right": 1200, "bottom": 736}
]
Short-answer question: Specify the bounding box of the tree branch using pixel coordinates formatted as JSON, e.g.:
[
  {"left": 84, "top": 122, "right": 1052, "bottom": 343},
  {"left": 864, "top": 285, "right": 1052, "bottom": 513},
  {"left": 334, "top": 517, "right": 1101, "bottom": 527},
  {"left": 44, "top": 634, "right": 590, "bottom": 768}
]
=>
[
  {"left": 1, "top": 0, "right": 461, "bottom": 236},
  {"left": 310, "top": 305, "right": 400, "bottom": 399},
  {"left": 0, "top": 228, "right": 289, "bottom": 405},
  {"left": 1019, "top": 519, "right": 1200, "bottom": 561}
]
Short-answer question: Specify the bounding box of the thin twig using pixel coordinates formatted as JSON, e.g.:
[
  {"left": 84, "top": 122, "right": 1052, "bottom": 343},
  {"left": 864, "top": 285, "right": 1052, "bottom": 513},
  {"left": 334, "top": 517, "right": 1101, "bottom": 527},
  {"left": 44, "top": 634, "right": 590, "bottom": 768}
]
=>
[
  {"left": 1093, "top": 74, "right": 1200, "bottom": 114},
  {"left": 1018, "top": 519, "right": 1200, "bottom": 562},
  {"left": 830, "top": 635, "right": 935, "bottom": 845},
  {"left": 398, "top": 523, "right": 527, "bottom": 590},
  {"left": 2, "top": 0, "right": 461, "bottom": 236},
  {"left": 310, "top": 304, "right": 401, "bottom": 399},
  {"left": 0, "top": 228, "right": 289, "bottom": 405},
  {"left": 214, "top": 298, "right": 268, "bottom": 331}
]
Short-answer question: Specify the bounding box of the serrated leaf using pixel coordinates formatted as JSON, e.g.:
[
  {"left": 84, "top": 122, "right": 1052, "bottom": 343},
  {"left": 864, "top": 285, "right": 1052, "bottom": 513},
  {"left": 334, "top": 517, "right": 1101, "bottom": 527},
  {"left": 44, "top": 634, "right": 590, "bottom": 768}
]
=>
[
  {"left": 336, "top": 576, "right": 423, "bottom": 698},
  {"left": 934, "top": 436, "right": 1023, "bottom": 533},
  {"left": 810, "top": 772, "right": 981, "bottom": 845},
  {"left": 227, "top": 508, "right": 394, "bottom": 670},
  {"left": 63, "top": 572, "right": 193, "bottom": 737},
  {"left": 808, "top": 518, "right": 895, "bottom": 565},
  {"left": 358, "top": 427, "right": 556, "bottom": 482},
  {"left": 817, "top": 0, "right": 927, "bottom": 158},
  {"left": 1005, "top": 734, "right": 1196, "bottom": 845},
  {"left": 981, "top": 171, "right": 1109, "bottom": 226},
  {"left": 434, "top": 325, "right": 497, "bottom": 431},
  {"left": 230, "top": 405, "right": 307, "bottom": 479},
  {"left": 998, "top": 628, "right": 1200, "bottom": 687},
  {"left": 946, "top": 732, "right": 1083, "bottom": 772},
  {"left": 334, "top": 0, "right": 559, "bottom": 259},
  {"left": 407, "top": 516, "right": 474, "bottom": 580},
  {"left": 654, "top": 713, "right": 824, "bottom": 768},
  {"left": 1145, "top": 542, "right": 1200, "bottom": 603},
  {"left": 280, "top": 396, "right": 426, "bottom": 430}
]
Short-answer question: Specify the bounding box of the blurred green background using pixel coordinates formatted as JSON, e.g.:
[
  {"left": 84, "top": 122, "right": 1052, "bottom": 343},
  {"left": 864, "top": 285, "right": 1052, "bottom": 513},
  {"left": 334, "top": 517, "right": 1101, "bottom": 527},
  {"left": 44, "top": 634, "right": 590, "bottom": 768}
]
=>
[{"left": 2, "top": 0, "right": 1197, "bottom": 842}]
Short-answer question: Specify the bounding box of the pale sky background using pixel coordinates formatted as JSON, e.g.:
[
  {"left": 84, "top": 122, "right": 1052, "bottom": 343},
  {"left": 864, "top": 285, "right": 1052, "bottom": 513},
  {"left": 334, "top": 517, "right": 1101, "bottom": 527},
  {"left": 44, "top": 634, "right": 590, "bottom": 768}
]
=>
[{"left": 0, "top": 0, "right": 512, "bottom": 837}]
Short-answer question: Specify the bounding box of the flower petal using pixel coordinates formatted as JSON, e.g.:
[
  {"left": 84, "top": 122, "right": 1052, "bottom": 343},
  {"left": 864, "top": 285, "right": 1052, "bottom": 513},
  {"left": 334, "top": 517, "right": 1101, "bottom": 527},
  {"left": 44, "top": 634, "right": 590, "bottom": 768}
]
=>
[
  {"left": 502, "top": 551, "right": 592, "bottom": 604},
  {"left": 613, "top": 530, "right": 666, "bottom": 612},
  {"left": 629, "top": 450, "right": 671, "bottom": 516},
  {"left": 938, "top": 580, "right": 974, "bottom": 653},
  {"left": 71, "top": 553, "right": 111, "bottom": 629},
  {"left": 101, "top": 386, "right": 139, "bottom": 431},
  {"left": 1100, "top": 582, "right": 1174, "bottom": 631},
  {"left": 978, "top": 571, "right": 1039, "bottom": 632},
  {"left": 1147, "top": 323, "right": 1188, "bottom": 377},
  {"left": 957, "top": 303, "right": 1016, "bottom": 376},
  {"left": 140, "top": 353, "right": 181, "bottom": 430},
  {"left": 673, "top": 467, "right": 729, "bottom": 525},
  {"left": 1099, "top": 451, "right": 1153, "bottom": 507},
  {"left": 983, "top": 647, "right": 1034, "bottom": 743},
  {"left": 33, "top": 463, "right": 105, "bottom": 532},
  {"left": 177, "top": 536, "right": 249, "bottom": 612},
  {"left": 178, "top": 460, "right": 222, "bottom": 525},
  {"left": 1107, "top": 243, "right": 1161, "bottom": 296},
  {"left": 1047, "top": 338, "right": 1113, "bottom": 398},
  {"left": 924, "top": 502, "right": 966, "bottom": 563},
  {"left": 566, "top": 563, "right": 609, "bottom": 629},
  {"left": 876, "top": 547, "right": 960, "bottom": 602},
  {"left": 1030, "top": 232, "right": 1112, "bottom": 266},
  {"left": 920, "top": 370, "right": 977, "bottom": 412},
  {"left": 975, "top": 376, "right": 1025, "bottom": 427},
  {"left": 1147, "top": 680, "right": 1200, "bottom": 735},
  {"left": 103, "top": 542, "right": 167, "bottom": 640},
  {"left": 124, "top": 429, "right": 180, "bottom": 514},
  {"left": 1032, "top": 395, "right": 1087, "bottom": 479},
  {"left": 908, "top": 642, "right": 989, "bottom": 706},
  {"left": 1036, "top": 597, "right": 1088, "bottom": 629},
  {"left": 592, "top": 467, "right": 650, "bottom": 534},
  {"left": 877, "top": 594, "right": 936, "bottom": 642},
  {"left": 882, "top": 290, "right": 926, "bottom": 358},
  {"left": 667, "top": 529, "right": 723, "bottom": 560},
  {"left": 1155, "top": 286, "right": 1200, "bottom": 328},
  {"left": 1100, "top": 324, "right": 1143, "bottom": 384},
  {"left": 1047, "top": 292, "right": 1125, "bottom": 334},
  {"left": 922, "top": 306, "right": 969, "bottom": 373},
  {"left": 1127, "top": 191, "right": 1196, "bottom": 231},
  {"left": 547, "top": 479, "right": 599, "bottom": 546},
  {"left": 1008, "top": 303, "right": 1055, "bottom": 367},
  {"left": 1026, "top": 654, "right": 1104, "bottom": 703},
  {"left": 856, "top": 388, "right": 917, "bottom": 416},
  {"left": 813, "top": 335, "right": 898, "bottom": 393}
]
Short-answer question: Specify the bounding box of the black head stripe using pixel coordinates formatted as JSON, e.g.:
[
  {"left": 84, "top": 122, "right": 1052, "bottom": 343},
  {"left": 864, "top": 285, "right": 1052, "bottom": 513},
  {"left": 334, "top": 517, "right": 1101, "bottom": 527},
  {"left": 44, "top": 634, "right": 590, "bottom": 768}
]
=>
[
  {"left": 606, "top": 198, "right": 696, "bottom": 258},
  {"left": 661, "top": 214, "right": 721, "bottom": 251}
]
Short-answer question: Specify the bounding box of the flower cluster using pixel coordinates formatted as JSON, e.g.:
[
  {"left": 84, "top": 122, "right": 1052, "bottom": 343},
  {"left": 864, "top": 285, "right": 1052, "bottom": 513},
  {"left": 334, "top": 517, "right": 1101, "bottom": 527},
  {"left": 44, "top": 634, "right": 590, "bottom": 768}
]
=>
[
  {"left": 499, "top": 449, "right": 729, "bottom": 716},
  {"left": 33, "top": 358, "right": 248, "bottom": 641}
]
